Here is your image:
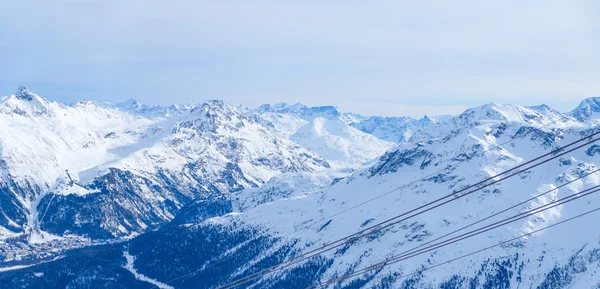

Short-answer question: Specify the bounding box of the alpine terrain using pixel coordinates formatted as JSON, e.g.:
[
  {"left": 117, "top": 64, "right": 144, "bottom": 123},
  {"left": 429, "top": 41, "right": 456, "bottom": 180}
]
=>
[{"left": 1, "top": 86, "right": 600, "bottom": 289}]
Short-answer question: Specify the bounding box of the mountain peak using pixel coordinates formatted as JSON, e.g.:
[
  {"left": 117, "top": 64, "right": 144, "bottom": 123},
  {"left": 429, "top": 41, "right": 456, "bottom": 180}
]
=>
[
  {"left": 15, "top": 86, "right": 35, "bottom": 101},
  {"left": 189, "top": 99, "right": 235, "bottom": 116},
  {"left": 455, "top": 102, "right": 548, "bottom": 126},
  {"left": 200, "top": 99, "right": 228, "bottom": 110},
  {"left": 118, "top": 98, "right": 140, "bottom": 106},
  {"left": 571, "top": 97, "right": 600, "bottom": 122},
  {"left": 253, "top": 102, "right": 309, "bottom": 114},
  {"left": 578, "top": 97, "right": 600, "bottom": 110},
  {"left": 528, "top": 104, "right": 552, "bottom": 110}
]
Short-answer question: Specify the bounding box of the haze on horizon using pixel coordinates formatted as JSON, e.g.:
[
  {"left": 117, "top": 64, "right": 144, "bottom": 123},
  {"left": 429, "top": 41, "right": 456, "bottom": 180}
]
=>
[{"left": 0, "top": 0, "right": 598, "bottom": 118}]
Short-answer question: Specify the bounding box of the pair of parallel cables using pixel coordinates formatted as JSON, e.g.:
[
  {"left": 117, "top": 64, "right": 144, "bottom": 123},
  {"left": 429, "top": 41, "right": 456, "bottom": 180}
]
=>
[{"left": 309, "top": 177, "right": 600, "bottom": 288}]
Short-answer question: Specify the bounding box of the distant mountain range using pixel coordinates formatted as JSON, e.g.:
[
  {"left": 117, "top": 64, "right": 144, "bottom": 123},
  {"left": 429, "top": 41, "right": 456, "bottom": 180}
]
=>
[{"left": 1, "top": 86, "right": 600, "bottom": 289}]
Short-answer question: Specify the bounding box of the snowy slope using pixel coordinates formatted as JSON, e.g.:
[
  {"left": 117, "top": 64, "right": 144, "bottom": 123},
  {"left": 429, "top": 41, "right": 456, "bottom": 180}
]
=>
[
  {"left": 5, "top": 100, "right": 600, "bottom": 288},
  {"left": 250, "top": 104, "right": 395, "bottom": 169},
  {"left": 204, "top": 100, "right": 599, "bottom": 289},
  {"left": 80, "top": 100, "right": 330, "bottom": 188},
  {"left": 190, "top": 116, "right": 600, "bottom": 289},
  {"left": 291, "top": 117, "right": 395, "bottom": 169},
  {"left": 110, "top": 98, "right": 192, "bottom": 118},
  {"left": 452, "top": 102, "right": 580, "bottom": 128},
  {"left": 252, "top": 111, "right": 308, "bottom": 137},
  {"left": 0, "top": 87, "right": 156, "bottom": 186},
  {"left": 252, "top": 102, "right": 454, "bottom": 144},
  {"left": 3, "top": 90, "right": 600, "bottom": 289},
  {"left": 0, "top": 88, "right": 330, "bottom": 245},
  {"left": 408, "top": 102, "right": 583, "bottom": 144},
  {"left": 571, "top": 97, "right": 600, "bottom": 123},
  {"left": 350, "top": 115, "right": 452, "bottom": 143},
  {"left": 252, "top": 103, "right": 361, "bottom": 124},
  {"left": 0, "top": 87, "right": 159, "bottom": 241},
  {"left": 233, "top": 171, "right": 337, "bottom": 212}
]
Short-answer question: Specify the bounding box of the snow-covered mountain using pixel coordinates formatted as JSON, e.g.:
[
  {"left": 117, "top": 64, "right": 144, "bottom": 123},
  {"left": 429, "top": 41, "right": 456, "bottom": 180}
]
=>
[
  {"left": 252, "top": 103, "right": 362, "bottom": 124},
  {"left": 350, "top": 115, "right": 453, "bottom": 143},
  {"left": 251, "top": 102, "right": 450, "bottom": 144},
  {"left": 290, "top": 117, "right": 394, "bottom": 169},
  {"left": 0, "top": 88, "right": 330, "bottom": 243},
  {"left": 2, "top": 87, "right": 600, "bottom": 289},
  {"left": 110, "top": 98, "right": 192, "bottom": 118},
  {"left": 249, "top": 103, "right": 395, "bottom": 169},
  {"left": 571, "top": 97, "right": 600, "bottom": 123}
]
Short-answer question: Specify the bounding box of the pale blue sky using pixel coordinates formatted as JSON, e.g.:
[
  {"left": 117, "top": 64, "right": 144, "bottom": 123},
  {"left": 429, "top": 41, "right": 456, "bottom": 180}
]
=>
[{"left": 1, "top": 0, "right": 598, "bottom": 117}]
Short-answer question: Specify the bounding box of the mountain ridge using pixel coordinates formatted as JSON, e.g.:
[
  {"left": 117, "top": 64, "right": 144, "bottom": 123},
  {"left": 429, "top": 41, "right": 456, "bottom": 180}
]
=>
[{"left": 2, "top": 87, "right": 600, "bottom": 289}]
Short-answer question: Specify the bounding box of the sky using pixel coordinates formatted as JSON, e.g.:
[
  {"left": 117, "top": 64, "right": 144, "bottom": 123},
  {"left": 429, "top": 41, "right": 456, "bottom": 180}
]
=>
[{"left": 0, "top": 0, "right": 598, "bottom": 118}]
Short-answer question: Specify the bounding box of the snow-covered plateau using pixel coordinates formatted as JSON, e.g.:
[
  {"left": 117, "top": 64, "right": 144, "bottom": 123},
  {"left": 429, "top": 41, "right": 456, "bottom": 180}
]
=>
[{"left": 1, "top": 86, "right": 600, "bottom": 289}]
